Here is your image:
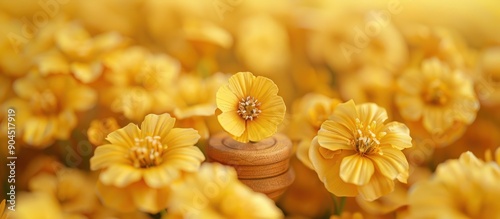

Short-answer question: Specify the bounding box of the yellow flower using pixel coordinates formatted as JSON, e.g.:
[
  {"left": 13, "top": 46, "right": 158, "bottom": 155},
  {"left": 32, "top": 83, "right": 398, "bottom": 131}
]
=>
[
  {"left": 306, "top": 3, "right": 408, "bottom": 74},
  {"left": 395, "top": 58, "right": 479, "bottom": 142},
  {"left": 87, "top": 117, "right": 120, "bottom": 146},
  {"left": 408, "top": 151, "right": 500, "bottom": 218},
  {"left": 236, "top": 15, "right": 290, "bottom": 75},
  {"left": 173, "top": 73, "right": 230, "bottom": 140},
  {"left": 103, "top": 46, "right": 180, "bottom": 121},
  {"left": 310, "top": 100, "right": 412, "bottom": 201},
  {"left": 10, "top": 73, "right": 96, "bottom": 148},
  {"left": 90, "top": 113, "right": 205, "bottom": 213},
  {"left": 12, "top": 192, "right": 64, "bottom": 219},
  {"left": 216, "top": 72, "right": 286, "bottom": 143},
  {"left": 289, "top": 93, "right": 341, "bottom": 169},
  {"left": 26, "top": 168, "right": 99, "bottom": 217},
  {"left": 165, "top": 162, "right": 283, "bottom": 219}
]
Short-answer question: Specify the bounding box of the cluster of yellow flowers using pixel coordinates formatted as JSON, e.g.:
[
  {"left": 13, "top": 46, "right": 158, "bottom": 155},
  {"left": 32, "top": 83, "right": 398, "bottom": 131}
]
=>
[{"left": 1, "top": 0, "right": 500, "bottom": 218}]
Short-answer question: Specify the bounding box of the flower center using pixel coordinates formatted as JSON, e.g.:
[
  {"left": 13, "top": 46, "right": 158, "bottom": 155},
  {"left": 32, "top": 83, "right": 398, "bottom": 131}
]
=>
[
  {"left": 129, "top": 136, "right": 165, "bottom": 168},
  {"left": 32, "top": 89, "right": 59, "bottom": 114},
  {"left": 237, "top": 96, "right": 262, "bottom": 121},
  {"left": 351, "top": 118, "right": 386, "bottom": 155},
  {"left": 424, "top": 79, "right": 449, "bottom": 106}
]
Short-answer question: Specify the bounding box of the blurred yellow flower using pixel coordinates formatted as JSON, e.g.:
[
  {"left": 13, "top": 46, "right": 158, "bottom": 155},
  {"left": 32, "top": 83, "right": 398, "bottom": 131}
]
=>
[
  {"left": 165, "top": 162, "right": 283, "bottom": 219},
  {"left": 173, "top": 72, "right": 230, "bottom": 139},
  {"left": 87, "top": 117, "right": 120, "bottom": 146},
  {"left": 27, "top": 168, "right": 98, "bottom": 217},
  {"left": 396, "top": 58, "right": 479, "bottom": 143},
  {"left": 408, "top": 151, "right": 500, "bottom": 218},
  {"left": 34, "top": 22, "right": 128, "bottom": 83},
  {"left": 90, "top": 113, "right": 205, "bottom": 213},
  {"left": 477, "top": 46, "right": 500, "bottom": 106},
  {"left": 236, "top": 14, "right": 290, "bottom": 75},
  {"left": 13, "top": 192, "right": 64, "bottom": 219},
  {"left": 11, "top": 73, "right": 96, "bottom": 148},
  {"left": 103, "top": 46, "right": 180, "bottom": 121},
  {"left": 310, "top": 100, "right": 412, "bottom": 201},
  {"left": 289, "top": 93, "right": 341, "bottom": 169},
  {"left": 216, "top": 72, "right": 286, "bottom": 143}
]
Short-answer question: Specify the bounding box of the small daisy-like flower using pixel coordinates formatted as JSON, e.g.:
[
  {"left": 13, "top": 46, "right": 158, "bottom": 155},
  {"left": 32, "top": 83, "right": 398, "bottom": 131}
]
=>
[
  {"left": 310, "top": 100, "right": 412, "bottom": 201},
  {"left": 409, "top": 151, "right": 500, "bottom": 218},
  {"left": 10, "top": 73, "right": 96, "bottom": 148},
  {"left": 165, "top": 162, "right": 283, "bottom": 219},
  {"left": 90, "top": 113, "right": 205, "bottom": 213},
  {"left": 216, "top": 72, "right": 286, "bottom": 143},
  {"left": 396, "top": 58, "right": 479, "bottom": 146}
]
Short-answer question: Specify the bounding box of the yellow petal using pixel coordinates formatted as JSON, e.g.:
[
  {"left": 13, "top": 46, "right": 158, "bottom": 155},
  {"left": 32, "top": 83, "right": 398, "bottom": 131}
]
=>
[
  {"left": 130, "top": 182, "right": 170, "bottom": 213},
  {"left": 54, "top": 109, "right": 77, "bottom": 139},
  {"left": 174, "top": 104, "right": 216, "bottom": 119},
  {"left": 232, "top": 131, "right": 249, "bottom": 143},
  {"left": 381, "top": 122, "right": 413, "bottom": 150},
  {"left": 217, "top": 112, "right": 246, "bottom": 137},
  {"left": 296, "top": 138, "right": 314, "bottom": 169},
  {"left": 106, "top": 123, "right": 141, "bottom": 147},
  {"left": 340, "top": 155, "right": 374, "bottom": 186},
  {"left": 397, "top": 68, "right": 423, "bottom": 95},
  {"left": 495, "top": 148, "right": 500, "bottom": 165},
  {"left": 140, "top": 113, "right": 176, "bottom": 138},
  {"left": 318, "top": 120, "right": 354, "bottom": 152},
  {"left": 309, "top": 139, "right": 358, "bottom": 197},
  {"left": 329, "top": 100, "right": 357, "bottom": 133},
  {"left": 216, "top": 84, "right": 239, "bottom": 112},
  {"left": 395, "top": 94, "right": 424, "bottom": 121},
  {"left": 423, "top": 107, "right": 454, "bottom": 134},
  {"left": 65, "top": 82, "right": 97, "bottom": 111},
  {"left": 37, "top": 51, "right": 70, "bottom": 75},
  {"left": 357, "top": 172, "right": 395, "bottom": 201},
  {"left": 96, "top": 181, "right": 136, "bottom": 213},
  {"left": 144, "top": 147, "right": 204, "bottom": 188},
  {"left": 13, "top": 74, "right": 39, "bottom": 99},
  {"left": 90, "top": 144, "right": 130, "bottom": 170},
  {"left": 368, "top": 147, "right": 409, "bottom": 182},
  {"left": 163, "top": 128, "right": 201, "bottom": 149},
  {"left": 249, "top": 75, "right": 279, "bottom": 104},
  {"left": 227, "top": 72, "right": 255, "bottom": 99},
  {"left": 162, "top": 146, "right": 205, "bottom": 173},
  {"left": 356, "top": 103, "right": 388, "bottom": 128},
  {"left": 246, "top": 114, "right": 281, "bottom": 142},
  {"left": 71, "top": 62, "right": 103, "bottom": 84},
  {"left": 23, "top": 116, "right": 56, "bottom": 147},
  {"left": 99, "top": 164, "right": 142, "bottom": 187}
]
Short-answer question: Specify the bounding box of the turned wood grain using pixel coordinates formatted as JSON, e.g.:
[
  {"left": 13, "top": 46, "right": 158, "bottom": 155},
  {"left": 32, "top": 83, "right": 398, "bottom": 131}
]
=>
[
  {"left": 240, "top": 168, "right": 295, "bottom": 200},
  {"left": 207, "top": 132, "right": 295, "bottom": 200},
  {"left": 207, "top": 132, "right": 293, "bottom": 166}
]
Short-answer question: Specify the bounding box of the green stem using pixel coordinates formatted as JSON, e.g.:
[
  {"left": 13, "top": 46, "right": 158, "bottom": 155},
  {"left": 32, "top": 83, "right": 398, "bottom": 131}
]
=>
[
  {"left": 331, "top": 194, "right": 338, "bottom": 215},
  {"left": 330, "top": 194, "right": 347, "bottom": 216},
  {"left": 338, "top": 196, "right": 347, "bottom": 215}
]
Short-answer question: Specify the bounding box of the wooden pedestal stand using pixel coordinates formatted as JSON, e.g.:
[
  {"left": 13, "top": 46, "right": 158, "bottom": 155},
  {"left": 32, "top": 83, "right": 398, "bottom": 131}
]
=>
[{"left": 207, "top": 132, "right": 295, "bottom": 200}]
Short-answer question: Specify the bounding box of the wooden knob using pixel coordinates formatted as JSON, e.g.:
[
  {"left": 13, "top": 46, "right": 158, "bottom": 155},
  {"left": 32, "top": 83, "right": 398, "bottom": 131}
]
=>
[{"left": 207, "top": 132, "right": 295, "bottom": 199}]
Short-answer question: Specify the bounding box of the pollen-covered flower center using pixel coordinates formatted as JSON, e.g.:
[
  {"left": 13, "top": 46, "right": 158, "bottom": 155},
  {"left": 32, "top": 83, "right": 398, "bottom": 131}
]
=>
[
  {"left": 237, "top": 96, "right": 262, "bottom": 121},
  {"left": 351, "top": 118, "right": 386, "bottom": 155},
  {"left": 424, "top": 80, "right": 449, "bottom": 106},
  {"left": 129, "top": 136, "right": 165, "bottom": 168}
]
